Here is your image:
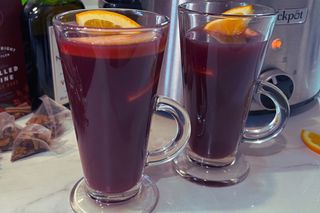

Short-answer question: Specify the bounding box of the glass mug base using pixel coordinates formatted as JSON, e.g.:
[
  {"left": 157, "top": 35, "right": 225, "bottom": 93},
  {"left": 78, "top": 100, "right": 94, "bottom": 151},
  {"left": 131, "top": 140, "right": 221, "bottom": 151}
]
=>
[
  {"left": 187, "top": 148, "right": 236, "bottom": 167},
  {"left": 173, "top": 151, "right": 250, "bottom": 186},
  {"left": 86, "top": 180, "right": 141, "bottom": 203},
  {"left": 70, "top": 175, "right": 159, "bottom": 213}
]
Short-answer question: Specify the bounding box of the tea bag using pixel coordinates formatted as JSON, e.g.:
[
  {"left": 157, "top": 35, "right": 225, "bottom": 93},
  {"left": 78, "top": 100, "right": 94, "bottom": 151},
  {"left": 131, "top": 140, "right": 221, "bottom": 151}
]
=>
[
  {"left": 26, "top": 96, "right": 72, "bottom": 138},
  {"left": 0, "top": 112, "right": 21, "bottom": 151},
  {"left": 11, "top": 124, "right": 52, "bottom": 161}
]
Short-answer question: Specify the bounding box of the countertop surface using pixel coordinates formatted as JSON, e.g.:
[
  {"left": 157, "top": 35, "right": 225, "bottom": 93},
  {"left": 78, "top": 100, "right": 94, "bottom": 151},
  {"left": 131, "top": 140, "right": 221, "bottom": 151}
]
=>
[
  {"left": 1, "top": 99, "right": 320, "bottom": 213},
  {"left": 2, "top": 1, "right": 320, "bottom": 212}
]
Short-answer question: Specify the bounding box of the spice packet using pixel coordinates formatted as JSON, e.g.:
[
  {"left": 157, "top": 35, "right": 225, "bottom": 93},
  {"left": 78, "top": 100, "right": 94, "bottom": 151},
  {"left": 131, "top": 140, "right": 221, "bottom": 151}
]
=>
[
  {"left": 11, "top": 124, "right": 52, "bottom": 161},
  {"left": 26, "top": 96, "right": 72, "bottom": 138},
  {"left": 0, "top": 112, "right": 21, "bottom": 151}
]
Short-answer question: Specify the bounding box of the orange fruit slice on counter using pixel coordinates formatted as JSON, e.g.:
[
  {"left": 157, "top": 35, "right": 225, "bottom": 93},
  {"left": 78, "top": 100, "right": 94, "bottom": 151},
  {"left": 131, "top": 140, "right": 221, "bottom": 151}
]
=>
[
  {"left": 204, "top": 5, "right": 254, "bottom": 36},
  {"left": 76, "top": 10, "right": 141, "bottom": 28},
  {"left": 301, "top": 129, "right": 320, "bottom": 155}
]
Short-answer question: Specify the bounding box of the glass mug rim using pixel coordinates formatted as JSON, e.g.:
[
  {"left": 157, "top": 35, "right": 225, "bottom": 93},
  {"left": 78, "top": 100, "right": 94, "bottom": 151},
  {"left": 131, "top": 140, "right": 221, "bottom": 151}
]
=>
[
  {"left": 179, "top": 0, "right": 278, "bottom": 18},
  {"left": 53, "top": 8, "right": 170, "bottom": 32}
]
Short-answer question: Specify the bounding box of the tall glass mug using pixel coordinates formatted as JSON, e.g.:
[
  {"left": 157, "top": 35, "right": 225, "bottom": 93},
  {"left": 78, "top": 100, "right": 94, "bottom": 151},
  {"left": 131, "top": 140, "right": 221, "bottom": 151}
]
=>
[
  {"left": 53, "top": 9, "right": 191, "bottom": 213},
  {"left": 173, "top": 1, "right": 290, "bottom": 185}
]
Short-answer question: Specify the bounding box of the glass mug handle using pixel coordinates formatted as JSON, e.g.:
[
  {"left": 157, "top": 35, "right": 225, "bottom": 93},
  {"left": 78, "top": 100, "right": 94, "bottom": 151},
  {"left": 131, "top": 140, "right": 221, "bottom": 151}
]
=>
[
  {"left": 146, "top": 96, "right": 191, "bottom": 166},
  {"left": 242, "top": 81, "right": 290, "bottom": 144}
]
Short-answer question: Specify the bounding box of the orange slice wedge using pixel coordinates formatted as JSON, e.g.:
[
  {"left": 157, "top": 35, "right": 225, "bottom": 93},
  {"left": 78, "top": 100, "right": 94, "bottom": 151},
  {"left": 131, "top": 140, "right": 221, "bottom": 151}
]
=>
[
  {"left": 301, "top": 129, "right": 320, "bottom": 155},
  {"left": 76, "top": 10, "right": 141, "bottom": 28},
  {"left": 73, "top": 10, "right": 148, "bottom": 45},
  {"left": 223, "top": 5, "right": 254, "bottom": 15},
  {"left": 204, "top": 5, "right": 254, "bottom": 36}
]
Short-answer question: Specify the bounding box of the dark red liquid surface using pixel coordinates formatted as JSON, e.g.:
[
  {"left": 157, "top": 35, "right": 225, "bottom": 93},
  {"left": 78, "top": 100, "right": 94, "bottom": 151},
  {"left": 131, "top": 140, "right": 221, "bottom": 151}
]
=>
[
  {"left": 58, "top": 35, "right": 165, "bottom": 194},
  {"left": 182, "top": 27, "right": 267, "bottom": 159}
]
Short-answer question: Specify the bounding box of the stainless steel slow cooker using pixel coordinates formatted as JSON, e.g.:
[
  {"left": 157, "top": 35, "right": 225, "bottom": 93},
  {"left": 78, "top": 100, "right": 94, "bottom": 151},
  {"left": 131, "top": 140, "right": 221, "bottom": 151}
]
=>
[
  {"left": 100, "top": 0, "right": 320, "bottom": 113},
  {"left": 249, "top": 0, "right": 320, "bottom": 112}
]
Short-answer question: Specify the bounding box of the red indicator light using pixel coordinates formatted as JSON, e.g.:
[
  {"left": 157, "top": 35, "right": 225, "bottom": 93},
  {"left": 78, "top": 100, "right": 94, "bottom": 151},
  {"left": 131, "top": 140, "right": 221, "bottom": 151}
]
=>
[{"left": 271, "top": 38, "right": 282, "bottom": 49}]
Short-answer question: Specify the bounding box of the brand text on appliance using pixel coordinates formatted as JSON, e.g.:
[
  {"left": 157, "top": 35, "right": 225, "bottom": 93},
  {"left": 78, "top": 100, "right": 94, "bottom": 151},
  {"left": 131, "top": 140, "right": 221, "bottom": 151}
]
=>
[{"left": 277, "top": 8, "right": 308, "bottom": 25}]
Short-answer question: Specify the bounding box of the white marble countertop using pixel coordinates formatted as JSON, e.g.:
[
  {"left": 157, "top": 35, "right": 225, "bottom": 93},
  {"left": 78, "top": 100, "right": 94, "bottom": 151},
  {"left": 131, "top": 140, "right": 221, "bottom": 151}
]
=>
[
  {"left": 1, "top": 99, "right": 320, "bottom": 213},
  {"left": 3, "top": 1, "right": 319, "bottom": 212}
]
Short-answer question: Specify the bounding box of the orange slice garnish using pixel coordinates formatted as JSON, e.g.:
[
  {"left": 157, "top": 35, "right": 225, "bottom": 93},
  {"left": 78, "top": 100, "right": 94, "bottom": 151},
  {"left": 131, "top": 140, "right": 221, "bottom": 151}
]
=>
[
  {"left": 76, "top": 10, "right": 141, "bottom": 28},
  {"left": 73, "top": 10, "right": 152, "bottom": 45},
  {"left": 301, "top": 129, "right": 320, "bottom": 155},
  {"left": 204, "top": 5, "right": 254, "bottom": 36},
  {"left": 223, "top": 5, "right": 254, "bottom": 15}
]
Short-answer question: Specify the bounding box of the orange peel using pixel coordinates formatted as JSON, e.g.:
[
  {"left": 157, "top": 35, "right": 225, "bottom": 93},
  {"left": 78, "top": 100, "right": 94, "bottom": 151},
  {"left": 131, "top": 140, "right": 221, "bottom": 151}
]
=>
[
  {"left": 204, "top": 5, "right": 254, "bottom": 36},
  {"left": 76, "top": 10, "right": 141, "bottom": 28},
  {"left": 301, "top": 129, "right": 320, "bottom": 155}
]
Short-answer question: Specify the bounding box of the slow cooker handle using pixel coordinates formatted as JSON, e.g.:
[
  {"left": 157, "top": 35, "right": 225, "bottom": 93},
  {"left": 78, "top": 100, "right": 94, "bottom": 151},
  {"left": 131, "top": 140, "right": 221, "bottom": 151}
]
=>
[{"left": 242, "top": 81, "right": 290, "bottom": 144}]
